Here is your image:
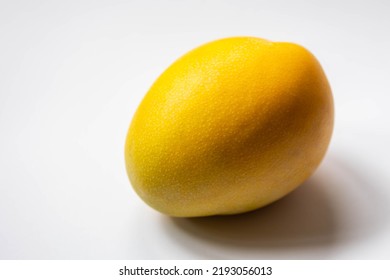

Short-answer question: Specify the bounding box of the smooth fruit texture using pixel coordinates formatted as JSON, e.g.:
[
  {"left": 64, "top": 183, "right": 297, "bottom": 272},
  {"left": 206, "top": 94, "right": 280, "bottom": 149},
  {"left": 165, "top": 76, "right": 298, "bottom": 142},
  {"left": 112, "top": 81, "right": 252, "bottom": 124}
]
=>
[{"left": 125, "top": 37, "right": 333, "bottom": 217}]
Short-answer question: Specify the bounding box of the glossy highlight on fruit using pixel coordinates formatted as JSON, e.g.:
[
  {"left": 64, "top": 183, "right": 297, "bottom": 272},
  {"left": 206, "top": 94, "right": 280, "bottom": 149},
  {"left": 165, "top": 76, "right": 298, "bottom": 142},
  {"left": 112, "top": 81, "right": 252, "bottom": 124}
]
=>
[{"left": 125, "top": 36, "right": 334, "bottom": 217}]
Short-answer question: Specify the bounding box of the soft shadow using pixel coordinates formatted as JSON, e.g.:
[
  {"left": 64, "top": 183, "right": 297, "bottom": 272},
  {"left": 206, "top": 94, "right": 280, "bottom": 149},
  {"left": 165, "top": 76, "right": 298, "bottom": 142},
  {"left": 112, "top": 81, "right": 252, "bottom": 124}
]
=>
[
  {"left": 161, "top": 155, "right": 389, "bottom": 258},
  {"left": 170, "top": 175, "right": 335, "bottom": 248}
]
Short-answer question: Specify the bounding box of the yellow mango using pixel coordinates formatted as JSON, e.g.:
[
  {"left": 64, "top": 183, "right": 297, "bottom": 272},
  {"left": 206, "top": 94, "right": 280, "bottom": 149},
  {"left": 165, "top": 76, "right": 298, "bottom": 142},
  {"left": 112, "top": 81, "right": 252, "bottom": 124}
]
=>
[{"left": 125, "top": 37, "right": 334, "bottom": 217}]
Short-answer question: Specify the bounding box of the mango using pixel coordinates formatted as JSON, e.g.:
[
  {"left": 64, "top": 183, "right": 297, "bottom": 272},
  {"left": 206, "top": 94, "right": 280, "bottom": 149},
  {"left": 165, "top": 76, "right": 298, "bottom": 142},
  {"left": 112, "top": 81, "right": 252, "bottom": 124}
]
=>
[{"left": 124, "top": 37, "right": 333, "bottom": 217}]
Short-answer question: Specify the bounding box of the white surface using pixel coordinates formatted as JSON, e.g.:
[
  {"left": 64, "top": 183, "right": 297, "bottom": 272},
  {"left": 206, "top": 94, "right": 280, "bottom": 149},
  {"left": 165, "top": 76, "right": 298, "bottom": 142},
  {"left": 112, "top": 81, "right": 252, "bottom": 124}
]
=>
[{"left": 1, "top": 0, "right": 390, "bottom": 259}]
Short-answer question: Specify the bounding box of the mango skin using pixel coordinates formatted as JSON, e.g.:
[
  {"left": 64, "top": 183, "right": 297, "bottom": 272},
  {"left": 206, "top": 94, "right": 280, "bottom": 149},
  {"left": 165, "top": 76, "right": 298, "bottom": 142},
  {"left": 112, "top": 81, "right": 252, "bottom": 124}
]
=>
[{"left": 125, "top": 37, "right": 333, "bottom": 217}]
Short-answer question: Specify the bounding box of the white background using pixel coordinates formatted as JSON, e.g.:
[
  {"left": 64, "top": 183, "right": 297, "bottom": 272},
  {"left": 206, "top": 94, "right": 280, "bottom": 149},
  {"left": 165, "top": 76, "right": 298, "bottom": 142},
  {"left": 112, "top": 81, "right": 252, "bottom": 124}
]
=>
[{"left": 1, "top": 0, "right": 390, "bottom": 259}]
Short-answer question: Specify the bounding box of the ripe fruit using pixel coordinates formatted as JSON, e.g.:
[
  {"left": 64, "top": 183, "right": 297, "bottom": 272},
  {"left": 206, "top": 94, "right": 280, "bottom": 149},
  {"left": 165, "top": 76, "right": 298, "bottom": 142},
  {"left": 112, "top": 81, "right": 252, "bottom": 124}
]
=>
[{"left": 125, "top": 37, "right": 333, "bottom": 217}]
